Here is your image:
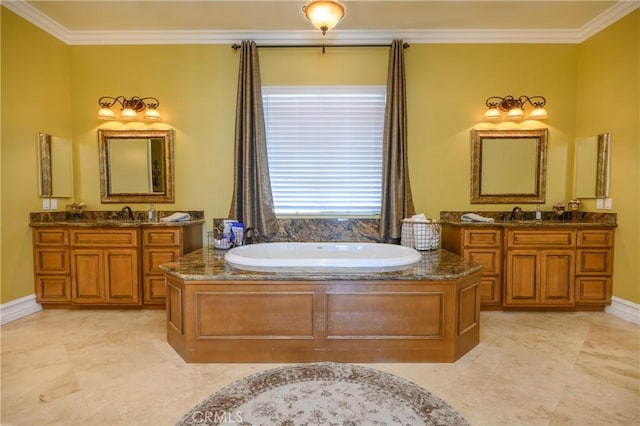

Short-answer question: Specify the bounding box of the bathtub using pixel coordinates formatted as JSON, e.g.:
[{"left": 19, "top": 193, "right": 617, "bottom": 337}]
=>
[{"left": 224, "top": 242, "right": 422, "bottom": 273}]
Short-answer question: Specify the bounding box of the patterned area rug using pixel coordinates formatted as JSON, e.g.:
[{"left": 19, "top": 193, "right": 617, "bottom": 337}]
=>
[{"left": 176, "top": 362, "right": 469, "bottom": 425}]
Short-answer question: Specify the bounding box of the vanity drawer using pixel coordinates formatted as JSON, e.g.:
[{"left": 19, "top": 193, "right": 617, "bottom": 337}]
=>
[
  {"left": 70, "top": 229, "right": 138, "bottom": 247},
  {"left": 143, "top": 247, "right": 181, "bottom": 274},
  {"left": 34, "top": 248, "right": 69, "bottom": 274},
  {"left": 33, "top": 228, "right": 68, "bottom": 246},
  {"left": 576, "top": 249, "right": 613, "bottom": 275},
  {"left": 463, "top": 229, "right": 502, "bottom": 247},
  {"left": 507, "top": 230, "right": 575, "bottom": 248},
  {"left": 143, "top": 229, "right": 181, "bottom": 247},
  {"left": 577, "top": 229, "right": 614, "bottom": 248}
]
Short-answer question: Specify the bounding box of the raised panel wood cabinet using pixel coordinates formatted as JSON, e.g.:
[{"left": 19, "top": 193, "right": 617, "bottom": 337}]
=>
[
  {"left": 442, "top": 222, "right": 615, "bottom": 310},
  {"left": 32, "top": 221, "right": 203, "bottom": 308},
  {"left": 142, "top": 226, "right": 203, "bottom": 305},
  {"left": 575, "top": 229, "right": 614, "bottom": 304},
  {"left": 70, "top": 229, "right": 140, "bottom": 305},
  {"left": 33, "top": 228, "right": 71, "bottom": 303},
  {"left": 504, "top": 229, "right": 576, "bottom": 307},
  {"left": 441, "top": 226, "right": 502, "bottom": 307}
]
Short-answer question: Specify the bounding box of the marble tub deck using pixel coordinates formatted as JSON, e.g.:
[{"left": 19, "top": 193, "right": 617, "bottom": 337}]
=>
[
  {"left": 160, "top": 247, "right": 482, "bottom": 281},
  {"left": 1, "top": 309, "right": 638, "bottom": 425}
]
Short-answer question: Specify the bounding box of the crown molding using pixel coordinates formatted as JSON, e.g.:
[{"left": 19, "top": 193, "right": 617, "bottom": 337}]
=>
[
  {"left": 577, "top": 0, "right": 640, "bottom": 41},
  {"left": 3, "top": 0, "right": 639, "bottom": 46}
]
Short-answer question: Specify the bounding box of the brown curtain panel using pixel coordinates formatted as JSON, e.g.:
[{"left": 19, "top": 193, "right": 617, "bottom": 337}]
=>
[
  {"left": 228, "top": 40, "right": 278, "bottom": 237},
  {"left": 380, "top": 40, "right": 415, "bottom": 243}
]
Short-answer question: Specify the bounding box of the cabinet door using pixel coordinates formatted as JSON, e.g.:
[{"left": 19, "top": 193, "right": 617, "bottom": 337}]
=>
[
  {"left": 465, "top": 249, "right": 501, "bottom": 305},
  {"left": 505, "top": 250, "right": 539, "bottom": 305},
  {"left": 104, "top": 248, "right": 140, "bottom": 304},
  {"left": 71, "top": 249, "right": 104, "bottom": 303},
  {"left": 541, "top": 250, "right": 575, "bottom": 305},
  {"left": 35, "top": 276, "right": 71, "bottom": 302},
  {"left": 576, "top": 277, "right": 612, "bottom": 304},
  {"left": 144, "top": 276, "right": 167, "bottom": 304}
]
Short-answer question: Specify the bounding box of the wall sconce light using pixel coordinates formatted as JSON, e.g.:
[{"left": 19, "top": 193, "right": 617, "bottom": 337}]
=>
[
  {"left": 302, "top": 0, "right": 345, "bottom": 35},
  {"left": 97, "top": 96, "right": 161, "bottom": 121},
  {"left": 483, "top": 95, "right": 548, "bottom": 121}
]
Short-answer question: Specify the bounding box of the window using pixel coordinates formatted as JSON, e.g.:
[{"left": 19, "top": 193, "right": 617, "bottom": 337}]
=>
[{"left": 262, "top": 86, "right": 386, "bottom": 216}]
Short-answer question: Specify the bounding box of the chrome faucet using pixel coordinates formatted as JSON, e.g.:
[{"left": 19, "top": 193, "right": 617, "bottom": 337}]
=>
[
  {"left": 121, "top": 206, "right": 134, "bottom": 221},
  {"left": 510, "top": 206, "right": 523, "bottom": 221}
]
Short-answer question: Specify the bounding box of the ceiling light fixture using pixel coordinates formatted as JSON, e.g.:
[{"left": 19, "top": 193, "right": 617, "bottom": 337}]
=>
[
  {"left": 97, "top": 96, "right": 161, "bottom": 121},
  {"left": 483, "top": 95, "right": 548, "bottom": 121},
  {"left": 302, "top": 0, "right": 345, "bottom": 36}
]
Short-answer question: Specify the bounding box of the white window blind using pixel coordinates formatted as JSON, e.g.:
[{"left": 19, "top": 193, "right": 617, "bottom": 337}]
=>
[{"left": 262, "top": 86, "right": 386, "bottom": 216}]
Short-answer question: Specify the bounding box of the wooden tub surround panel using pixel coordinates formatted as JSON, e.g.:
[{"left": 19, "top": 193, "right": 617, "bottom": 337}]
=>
[{"left": 161, "top": 248, "right": 482, "bottom": 363}]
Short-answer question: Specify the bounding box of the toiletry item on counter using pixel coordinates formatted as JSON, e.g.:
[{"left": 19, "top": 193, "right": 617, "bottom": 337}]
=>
[
  {"left": 160, "top": 212, "right": 191, "bottom": 222},
  {"left": 535, "top": 204, "right": 542, "bottom": 220},
  {"left": 148, "top": 203, "right": 157, "bottom": 222},
  {"left": 231, "top": 222, "right": 245, "bottom": 246},
  {"left": 461, "top": 213, "right": 495, "bottom": 223}
]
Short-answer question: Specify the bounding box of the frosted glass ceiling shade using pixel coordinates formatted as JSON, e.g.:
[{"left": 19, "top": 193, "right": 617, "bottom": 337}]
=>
[{"left": 303, "top": 1, "right": 345, "bottom": 35}]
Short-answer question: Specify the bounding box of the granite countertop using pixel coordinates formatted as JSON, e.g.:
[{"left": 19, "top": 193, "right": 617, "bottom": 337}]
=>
[
  {"left": 159, "top": 247, "right": 483, "bottom": 282},
  {"left": 29, "top": 210, "right": 205, "bottom": 228},
  {"left": 30, "top": 219, "right": 206, "bottom": 228},
  {"left": 439, "top": 211, "right": 617, "bottom": 228}
]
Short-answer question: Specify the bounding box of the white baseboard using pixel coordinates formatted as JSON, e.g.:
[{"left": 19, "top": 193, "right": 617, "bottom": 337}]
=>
[
  {"left": 0, "top": 294, "right": 42, "bottom": 325},
  {"left": 605, "top": 296, "right": 640, "bottom": 325}
]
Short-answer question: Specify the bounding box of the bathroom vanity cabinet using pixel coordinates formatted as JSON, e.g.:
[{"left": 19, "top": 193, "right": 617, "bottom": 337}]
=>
[
  {"left": 142, "top": 226, "right": 203, "bottom": 305},
  {"left": 33, "top": 228, "right": 71, "bottom": 303},
  {"left": 504, "top": 229, "right": 576, "bottom": 306},
  {"left": 441, "top": 220, "right": 615, "bottom": 311},
  {"left": 70, "top": 228, "right": 140, "bottom": 305},
  {"left": 441, "top": 226, "right": 503, "bottom": 307},
  {"left": 31, "top": 218, "right": 203, "bottom": 308}
]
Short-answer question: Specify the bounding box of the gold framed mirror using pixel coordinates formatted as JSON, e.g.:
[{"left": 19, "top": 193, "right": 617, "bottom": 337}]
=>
[
  {"left": 471, "top": 128, "right": 548, "bottom": 204},
  {"left": 574, "top": 133, "right": 611, "bottom": 199},
  {"left": 98, "top": 129, "right": 174, "bottom": 203},
  {"left": 38, "top": 133, "right": 73, "bottom": 198}
]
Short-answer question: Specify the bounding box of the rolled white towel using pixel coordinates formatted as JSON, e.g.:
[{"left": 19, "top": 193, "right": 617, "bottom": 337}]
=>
[
  {"left": 160, "top": 212, "right": 191, "bottom": 222},
  {"left": 461, "top": 213, "right": 495, "bottom": 223},
  {"left": 411, "top": 213, "right": 428, "bottom": 222}
]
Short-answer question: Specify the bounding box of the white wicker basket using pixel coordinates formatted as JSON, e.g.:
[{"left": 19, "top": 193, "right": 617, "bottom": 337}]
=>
[{"left": 400, "top": 219, "right": 441, "bottom": 251}]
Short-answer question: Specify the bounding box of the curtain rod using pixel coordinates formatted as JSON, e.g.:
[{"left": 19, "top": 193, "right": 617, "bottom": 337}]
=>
[{"left": 231, "top": 42, "right": 409, "bottom": 54}]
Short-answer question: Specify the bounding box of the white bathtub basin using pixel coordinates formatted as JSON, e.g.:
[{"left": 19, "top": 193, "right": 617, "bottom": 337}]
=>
[{"left": 224, "top": 242, "right": 422, "bottom": 273}]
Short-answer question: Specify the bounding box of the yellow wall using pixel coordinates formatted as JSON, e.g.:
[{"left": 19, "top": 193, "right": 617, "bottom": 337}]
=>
[
  {"left": 1, "top": 8, "right": 72, "bottom": 303},
  {"left": 576, "top": 10, "right": 640, "bottom": 303},
  {"left": 1, "top": 7, "right": 638, "bottom": 304}
]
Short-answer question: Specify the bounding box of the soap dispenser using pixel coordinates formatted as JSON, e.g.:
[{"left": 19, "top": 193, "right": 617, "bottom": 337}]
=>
[
  {"left": 148, "top": 203, "right": 157, "bottom": 222},
  {"left": 535, "top": 204, "right": 542, "bottom": 221}
]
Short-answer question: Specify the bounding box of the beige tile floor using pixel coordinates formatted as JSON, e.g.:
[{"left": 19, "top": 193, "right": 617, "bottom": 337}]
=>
[{"left": 1, "top": 309, "right": 638, "bottom": 425}]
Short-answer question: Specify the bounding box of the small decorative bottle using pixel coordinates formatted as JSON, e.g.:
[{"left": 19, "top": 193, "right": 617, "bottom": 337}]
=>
[{"left": 148, "top": 203, "right": 157, "bottom": 222}]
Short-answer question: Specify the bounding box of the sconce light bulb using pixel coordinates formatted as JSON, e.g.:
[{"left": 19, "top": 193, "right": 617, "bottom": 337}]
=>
[
  {"left": 97, "top": 107, "right": 116, "bottom": 120},
  {"left": 529, "top": 106, "right": 549, "bottom": 120},
  {"left": 507, "top": 107, "right": 524, "bottom": 120},
  {"left": 483, "top": 107, "right": 502, "bottom": 121},
  {"left": 143, "top": 108, "right": 162, "bottom": 121},
  {"left": 121, "top": 107, "right": 138, "bottom": 120}
]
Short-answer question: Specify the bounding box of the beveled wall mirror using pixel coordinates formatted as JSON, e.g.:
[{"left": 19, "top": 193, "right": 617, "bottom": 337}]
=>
[
  {"left": 38, "top": 133, "right": 73, "bottom": 197},
  {"left": 471, "top": 129, "right": 548, "bottom": 204},
  {"left": 574, "top": 133, "right": 610, "bottom": 199},
  {"left": 98, "top": 129, "right": 174, "bottom": 203}
]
